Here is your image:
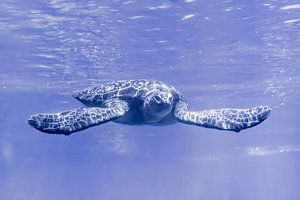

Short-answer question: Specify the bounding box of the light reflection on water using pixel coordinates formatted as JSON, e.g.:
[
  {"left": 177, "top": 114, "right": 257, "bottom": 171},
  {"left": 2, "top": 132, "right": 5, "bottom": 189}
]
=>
[{"left": 0, "top": 0, "right": 300, "bottom": 199}]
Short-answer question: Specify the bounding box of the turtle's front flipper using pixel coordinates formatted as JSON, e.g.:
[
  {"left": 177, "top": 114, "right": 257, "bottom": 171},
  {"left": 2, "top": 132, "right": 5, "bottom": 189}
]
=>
[
  {"left": 28, "top": 100, "right": 129, "bottom": 135},
  {"left": 174, "top": 101, "right": 271, "bottom": 132}
]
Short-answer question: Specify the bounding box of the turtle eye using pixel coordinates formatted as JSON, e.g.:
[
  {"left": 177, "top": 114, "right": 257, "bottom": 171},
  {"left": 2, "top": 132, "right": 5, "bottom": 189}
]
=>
[{"left": 154, "top": 96, "right": 162, "bottom": 102}]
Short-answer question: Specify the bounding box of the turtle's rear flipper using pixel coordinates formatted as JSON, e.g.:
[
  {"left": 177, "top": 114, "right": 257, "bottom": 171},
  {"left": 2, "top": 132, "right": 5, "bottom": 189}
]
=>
[
  {"left": 28, "top": 100, "right": 129, "bottom": 135},
  {"left": 174, "top": 101, "right": 271, "bottom": 132}
]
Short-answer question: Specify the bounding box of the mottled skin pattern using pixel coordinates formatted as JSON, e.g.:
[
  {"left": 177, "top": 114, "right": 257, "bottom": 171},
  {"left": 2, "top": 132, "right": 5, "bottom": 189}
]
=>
[
  {"left": 174, "top": 101, "right": 271, "bottom": 132},
  {"left": 28, "top": 100, "right": 129, "bottom": 135},
  {"left": 28, "top": 79, "right": 271, "bottom": 135},
  {"left": 72, "top": 79, "right": 180, "bottom": 107}
]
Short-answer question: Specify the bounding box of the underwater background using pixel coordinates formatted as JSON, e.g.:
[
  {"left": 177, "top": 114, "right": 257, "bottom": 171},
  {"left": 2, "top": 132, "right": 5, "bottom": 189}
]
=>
[{"left": 0, "top": 0, "right": 300, "bottom": 199}]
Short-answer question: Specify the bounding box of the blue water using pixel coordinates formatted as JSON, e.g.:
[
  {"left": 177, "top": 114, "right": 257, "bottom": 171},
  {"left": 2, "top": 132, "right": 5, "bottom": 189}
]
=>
[{"left": 1, "top": 0, "right": 300, "bottom": 199}]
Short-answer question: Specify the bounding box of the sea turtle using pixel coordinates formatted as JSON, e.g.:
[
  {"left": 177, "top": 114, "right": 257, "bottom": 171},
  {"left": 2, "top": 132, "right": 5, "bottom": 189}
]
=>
[{"left": 27, "top": 79, "right": 271, "bottom": 135}]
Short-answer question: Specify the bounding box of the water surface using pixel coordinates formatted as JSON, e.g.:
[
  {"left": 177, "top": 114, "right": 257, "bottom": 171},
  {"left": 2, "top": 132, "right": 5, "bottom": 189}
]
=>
[{"left": 1, "top": 0, "right": 300, "bottom": 199}]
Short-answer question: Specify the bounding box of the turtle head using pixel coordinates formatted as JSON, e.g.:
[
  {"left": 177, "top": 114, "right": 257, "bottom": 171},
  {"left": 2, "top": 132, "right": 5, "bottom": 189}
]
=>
[{"left": 143, "top": 91, "right": 173, "bottom": 123}]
